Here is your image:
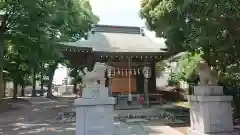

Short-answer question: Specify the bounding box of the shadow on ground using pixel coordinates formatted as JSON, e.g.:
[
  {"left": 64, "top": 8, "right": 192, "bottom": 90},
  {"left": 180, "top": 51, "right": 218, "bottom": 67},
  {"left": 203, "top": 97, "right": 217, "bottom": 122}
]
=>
[
  {"left": 1, "top": 122, "right": 75, "bottom": 135},
  {"left": 0, "top": 97, "right": 187, "bottom": 135},
  {"left": 0, "top": 97, "right": 76, "bottom": 135}
]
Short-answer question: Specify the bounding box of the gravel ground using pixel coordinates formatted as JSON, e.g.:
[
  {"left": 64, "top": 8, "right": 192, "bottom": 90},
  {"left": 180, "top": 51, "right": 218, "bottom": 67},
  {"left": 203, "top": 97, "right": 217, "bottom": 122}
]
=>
[
  {"left": 0, "top": 97, "right": 185, "bottom": 135},
  {"left": 0, "top": 97, "right": 75, "bottom": 135}
]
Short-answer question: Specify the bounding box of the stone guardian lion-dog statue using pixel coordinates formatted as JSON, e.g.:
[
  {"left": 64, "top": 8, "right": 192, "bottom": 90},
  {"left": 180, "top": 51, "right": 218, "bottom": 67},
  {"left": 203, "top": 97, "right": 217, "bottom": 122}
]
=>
[{"left": 196, "top": 61, "right": 219, "bottom": 86}]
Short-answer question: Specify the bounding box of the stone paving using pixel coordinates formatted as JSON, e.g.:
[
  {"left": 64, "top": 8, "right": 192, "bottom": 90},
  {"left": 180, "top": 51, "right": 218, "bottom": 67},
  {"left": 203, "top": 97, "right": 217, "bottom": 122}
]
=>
[{"left": 0, "top": 97, "right": 184, "bottom": 135}]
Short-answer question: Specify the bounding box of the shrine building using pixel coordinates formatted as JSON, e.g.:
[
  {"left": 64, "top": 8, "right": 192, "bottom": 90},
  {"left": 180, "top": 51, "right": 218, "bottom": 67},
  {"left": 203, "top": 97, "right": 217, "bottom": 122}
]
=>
[{"left": 61, "top": 24, "right": 177, "bottom": 107}]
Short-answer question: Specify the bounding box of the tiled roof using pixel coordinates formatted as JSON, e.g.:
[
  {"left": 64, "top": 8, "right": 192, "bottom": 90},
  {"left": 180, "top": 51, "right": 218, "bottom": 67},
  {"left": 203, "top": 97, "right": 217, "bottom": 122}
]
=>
[{"left": 63, "top": 24, "right": 167, "bottom": 52}]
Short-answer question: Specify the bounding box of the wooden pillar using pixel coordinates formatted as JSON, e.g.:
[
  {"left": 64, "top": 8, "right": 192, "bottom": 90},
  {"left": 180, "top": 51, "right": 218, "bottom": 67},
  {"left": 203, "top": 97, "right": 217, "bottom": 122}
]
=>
[
  {"left": 150, "top": 61, "right": 156, "bottom": 93},
  {"left": 106, "top": 66, "right": 113, "bottom": 97},
  {"left": 127, "top": 58, "right": 132, "bottom": 104},
  {"left": 136, "top": 73, "right": 144, "bottom": 94},
  {"left": 108, "top": 79, "right": 112, "bottom": 96},
  {"left": 144, "top": 78, "right": 150, "bottom": 108},
  {"left": 143, "top": 65, "right": 151, "bottom": 108}
]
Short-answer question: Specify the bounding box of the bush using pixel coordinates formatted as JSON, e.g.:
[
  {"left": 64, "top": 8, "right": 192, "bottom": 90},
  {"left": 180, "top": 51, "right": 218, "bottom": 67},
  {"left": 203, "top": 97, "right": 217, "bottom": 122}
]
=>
[
  {"left": 168, "top": 52, "right": 201, "bottom": 86},
  {"left": 223, "top": 86, "right": 240, "bottom": 124}
]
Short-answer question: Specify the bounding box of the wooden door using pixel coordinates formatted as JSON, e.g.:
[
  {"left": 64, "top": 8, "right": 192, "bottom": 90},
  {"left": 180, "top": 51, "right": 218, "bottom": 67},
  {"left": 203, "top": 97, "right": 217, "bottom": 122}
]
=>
[{"left": 111, "top": 76, "right": 136, "bottom": 94}]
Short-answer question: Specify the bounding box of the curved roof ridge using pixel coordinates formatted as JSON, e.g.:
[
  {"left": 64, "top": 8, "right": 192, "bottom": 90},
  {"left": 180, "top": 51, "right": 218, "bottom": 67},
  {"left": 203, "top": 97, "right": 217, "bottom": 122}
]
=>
[{"left": 91, "top": 24, "right": 142, "bottom": 34}]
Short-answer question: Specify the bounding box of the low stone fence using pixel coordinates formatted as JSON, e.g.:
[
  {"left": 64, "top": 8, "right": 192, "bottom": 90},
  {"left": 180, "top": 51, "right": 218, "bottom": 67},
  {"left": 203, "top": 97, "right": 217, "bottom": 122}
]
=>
[{"left": 115, "top": 111, "right": 176, "bottom": 123}]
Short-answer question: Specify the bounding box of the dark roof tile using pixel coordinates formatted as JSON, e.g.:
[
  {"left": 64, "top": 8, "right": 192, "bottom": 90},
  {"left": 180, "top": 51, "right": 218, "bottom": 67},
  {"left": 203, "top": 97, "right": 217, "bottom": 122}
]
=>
[{"left": 63, "top": 24, "right": 167, "bottom": 52}]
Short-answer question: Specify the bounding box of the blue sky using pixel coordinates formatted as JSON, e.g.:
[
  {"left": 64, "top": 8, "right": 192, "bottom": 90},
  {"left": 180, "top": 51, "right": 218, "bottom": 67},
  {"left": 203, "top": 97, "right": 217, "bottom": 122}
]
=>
[
  {"left": 90, "top": 0, "right": 145, "bottom": 26},
  {"left": 53, "top": 0, "right": 164, "bottom": 85}
]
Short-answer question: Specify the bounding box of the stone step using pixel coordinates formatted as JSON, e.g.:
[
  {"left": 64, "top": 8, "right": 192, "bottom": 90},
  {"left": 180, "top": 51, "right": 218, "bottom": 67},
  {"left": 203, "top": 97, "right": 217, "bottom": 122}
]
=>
[{"left": 55, "top": 112, "right": 76, "bottom": 123}]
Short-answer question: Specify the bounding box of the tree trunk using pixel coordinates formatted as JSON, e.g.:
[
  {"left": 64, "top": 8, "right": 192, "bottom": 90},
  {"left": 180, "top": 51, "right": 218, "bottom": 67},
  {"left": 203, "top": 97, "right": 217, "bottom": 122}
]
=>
[
  {"left": 40, "top": 77, "right": 44, "bottom": 96},
  {"left": 0, "top": 32, "right": 4, "bottom": 100},
  {"left": 40, "top": 64, "right": 44, "bottom": 96},
  {"left": 21, "top": 86, "right": 25, "bottom": 97},
  {"left": 0, "top": 14, "right": 7, "bottom": 101},
  {"left": 46, "top": 62, "right": 58, "bottom": 98},
  {"left": 13, "top": 82, "right": 18, "bottom": 99},
  {"left": 3, "top": 80, "right": 6, "bottom": 97},
  {"left": 47, "top": 73, "right": 54, "bottom": 98},
  {"left": 32, "top": 68, "right": 37, "bottom": 97},
  {"left": 73, "top": 81, "right": 77, "bottom": 94}
]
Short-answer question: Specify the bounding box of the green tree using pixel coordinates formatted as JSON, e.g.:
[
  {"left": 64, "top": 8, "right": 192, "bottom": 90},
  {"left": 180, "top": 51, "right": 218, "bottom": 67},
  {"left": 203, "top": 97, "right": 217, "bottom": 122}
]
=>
[
  {"left": 45, "top": 0, "right": 98, "bottom": 98},
  {"left": 155, "top": 61, "right": 167, "bottom": 77},
  {"left": 0, "top": 0, "right": 99, "bottom": 99},
  {"left": 0, "top": 0, "right": 52, "bottom": 99},
  {"left": 140, "top": 0, "right": 240, "bottom": 73},
  {"left": 168, "top": 52, "right": 201, "bottom": 85},
  {"left": 69, "top": 67, "right": 85, "bottom": 94},
  {"left": 4, "top": 42, "right": 32, "bottom": 98}
]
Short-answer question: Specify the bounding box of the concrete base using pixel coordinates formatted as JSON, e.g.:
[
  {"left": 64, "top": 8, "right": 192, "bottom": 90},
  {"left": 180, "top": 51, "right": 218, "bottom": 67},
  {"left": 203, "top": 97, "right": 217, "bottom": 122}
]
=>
[
  {"left": 189, "top": 86, "right": 238, "bottom": 135},
  {"left": 74, "top": 97, "right": 115, "bottom": 106},
  {"left": 194, "top": 86, "right": 224, "bottom": 96},
  {"left": 189, "top": 128, "right": 239, "bottom": 135},
  {"left": 74, "top": 97, "right": 115, "bottom": 135}
]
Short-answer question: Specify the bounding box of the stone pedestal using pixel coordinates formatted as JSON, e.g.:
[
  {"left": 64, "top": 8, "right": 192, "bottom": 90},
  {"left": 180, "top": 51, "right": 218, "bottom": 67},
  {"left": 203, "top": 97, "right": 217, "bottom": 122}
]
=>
[
  {"left": 188, "top": 86, "right": 238, "bottom": 135},
  {"left": 74, "top": 85, "right": 115, "bottom": 135}
]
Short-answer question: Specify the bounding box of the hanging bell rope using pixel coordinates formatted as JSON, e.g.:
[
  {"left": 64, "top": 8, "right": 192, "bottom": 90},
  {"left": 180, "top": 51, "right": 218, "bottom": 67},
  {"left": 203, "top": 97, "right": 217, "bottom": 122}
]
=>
[
  {"left": 117, "top": 68, "right": 121, "bottom": 75},
  {"left": 125, "top": 69, "right": 128, "bottom": 76},
  {"left": 137, "top": 68, "right": 140, "bottom": 75},
  {"left": 134, "top": 68, "right": 136, "bottom": 75},
  {"left": 121, "top": 68, "right": 124, "bottom": 76},
  {"left": 129, "top": 69, "right": 132, "bottom": 76},
  {"left": 113, "top": 68, "right": 116, "bottom": 77}
]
